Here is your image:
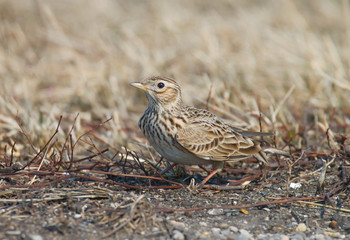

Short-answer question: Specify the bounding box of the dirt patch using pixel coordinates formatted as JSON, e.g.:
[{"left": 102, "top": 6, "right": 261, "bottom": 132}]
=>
[{"left": 1, "top": 149, "right": 349, "bottom": 239}]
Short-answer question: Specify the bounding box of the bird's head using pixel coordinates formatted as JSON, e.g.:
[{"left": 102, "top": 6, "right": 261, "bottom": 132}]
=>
[{"left": 131, "top": 76, "right": 183, "bottom": 110}]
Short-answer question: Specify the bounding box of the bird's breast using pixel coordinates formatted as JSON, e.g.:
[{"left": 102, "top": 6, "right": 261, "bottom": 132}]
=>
[
  {"left": 138, "top": 111, "right": 216, "bottom": 165},
  {"left": 139, "top": 111, "right": 179, "bottom": 142}
]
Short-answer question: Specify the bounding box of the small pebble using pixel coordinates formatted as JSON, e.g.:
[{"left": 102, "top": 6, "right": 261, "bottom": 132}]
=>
[
  {"left": 220, "top": 223, "right": 228, "bottom": 228},
  {"left": 343, "top": 221, "right": 350, "bottom": 231},
  {"left": 212, "top": 228, "right": 225, "bottom": 239},
  {"left": 329, "top": 220, "right": 338, "bottom": 229},
  {"left": 314, "top": 234, "right": 326, "bottom": 240},
  {"left": 324, "top": 231, "right": 340, "bottom": 237},
  {"left": 169, "top": 220, "right": 185, "bottom": 230},
  {"left": 289, "top": 182, "right": 302, "bottom": 189},
  {"left": 211, "top": 227, "right": 221, "bottom": 235},
  {"left": 296, "top": 223, "right": 307, "bottom": 232},
  {"left": 199, "top": 222, "right": 207, "bottom": 227},
  {"left": 28, "top": 234, "right": 43, "bottom": 240},
  {"left": 280, "top": 235, "right": 289, "bottom": 240},
  {"left": 235, "top": 234, "right": 250, "bottom": 240},
  {"left": 221, "top": 229, "right": 231, "bottom": 237},
  {"left": 256, "top": 233, "right": 268, "bottom": 239},
  {"left": 6, "top": 231, "right": 21, "bottom": 236},
  {"left": 239, "top": 229, "right": 253, "bottom": 240},
  {"left": 263, "top": 207, "right": 270, "bottom": 212},
  {"left": 208, "top": 208, "right": 224, "bottom": 215},
  {"left": 290, "top": 232, "right": 306, "bottom": 240},
  {"left": 197, "top": 231, "right": 211, "bottom": 238},
  {"left": 229, "top": 226, "right": 239, "bottom": 233},
  {"left": 172, "top": 230, "right": 185, "bottom": 240}
]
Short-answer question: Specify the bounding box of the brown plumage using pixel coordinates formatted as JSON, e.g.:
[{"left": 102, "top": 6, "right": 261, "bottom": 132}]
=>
[{"left": 131, "top": 76, "right": 273, "bottom": 171}]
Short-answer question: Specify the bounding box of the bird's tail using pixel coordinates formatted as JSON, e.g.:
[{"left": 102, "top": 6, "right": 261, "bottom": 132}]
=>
[
  {"left": 263, "top": 148, "right": 290, "bottom": 156},
  {"left": 255, "top": 147, "right": 290, "bottom": 166}
]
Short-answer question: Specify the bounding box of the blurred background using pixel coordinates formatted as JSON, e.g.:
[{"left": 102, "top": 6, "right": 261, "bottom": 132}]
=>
[{"left": 0, "top": 0, "right": 349, "bottom": 157}]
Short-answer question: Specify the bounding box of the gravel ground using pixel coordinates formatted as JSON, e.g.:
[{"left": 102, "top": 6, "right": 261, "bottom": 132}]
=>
[{"left": 1, "top": 165, "right": 349, "bottom": 240}]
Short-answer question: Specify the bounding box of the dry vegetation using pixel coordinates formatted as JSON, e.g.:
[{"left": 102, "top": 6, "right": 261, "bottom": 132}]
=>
[{"left": 0, "top": 0, "right": 350, "bottom": 239}]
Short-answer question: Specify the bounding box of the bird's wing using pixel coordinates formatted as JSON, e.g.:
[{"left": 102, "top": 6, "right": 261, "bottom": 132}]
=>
[
  {"left": 227, "top": 125, "right": 274, "bottom": 137},
  {"left": 232, "top": 129, "right": 274, "bottom": 137},
  {"left": 175, "top": 120, "right": 263, "bottom": 161}
]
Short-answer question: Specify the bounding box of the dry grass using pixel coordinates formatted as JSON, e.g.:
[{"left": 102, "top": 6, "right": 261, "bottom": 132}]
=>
[
  {"left": 1, "top": 0, "right": 350, "bottom": 154},
  {"left": 0, "top": 0, "right": 350, "bottom": 238}
]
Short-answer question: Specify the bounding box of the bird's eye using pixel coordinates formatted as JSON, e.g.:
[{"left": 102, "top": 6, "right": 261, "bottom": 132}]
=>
[{"left": 157, "top": 82, "right": 165, "bottom": 89}]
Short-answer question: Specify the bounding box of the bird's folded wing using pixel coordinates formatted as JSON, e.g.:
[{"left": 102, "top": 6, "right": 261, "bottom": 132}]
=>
[
  {"left": 175, "top": 121, "right": 261, "bottom": 161},
  {"left": 228, "top": 125, "right": 274, "bottom": 137}
]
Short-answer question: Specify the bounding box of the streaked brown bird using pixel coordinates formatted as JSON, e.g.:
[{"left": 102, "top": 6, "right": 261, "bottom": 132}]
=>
[{"left": 131, "top": 76, "right": 273, "bottom": 186}]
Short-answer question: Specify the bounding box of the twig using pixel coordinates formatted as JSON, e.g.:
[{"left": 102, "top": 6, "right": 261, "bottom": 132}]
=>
[
  {"left": 271, "top": 85, "right": 295, "bottom": 122},
  {"left": 89, "top": 131, "right": 122, "bottom": 153},
  {"left": 80, "top": 136, "right": 113, "bottom": 164},
  {"left": 69, "top": 134, "right": 74, "bottom": 169},
  {"left": 20, "top": 116, "right": 62, "bottom": 170},
  {"left": 316, "top": 154, "right": 336, "bottom": 195},
  {"left": 66, "top": 148, "right": 109, "bottom": 164},
  {"left": 16, "top": 111, "right": 37, "bottom": 153},
  {"left": 155, "top": 197, "right": 321, "bottom": 213},
  {"left": 10, "top": 142, "right": 16, "bottom": 167},
  {"left": 85, "top": 169, "right": 184, "bottom": 187},
  {"left": 205, "top": 83, "right": 213, "bottom": 111},
  {"left": 129, "top": 150, "right": 148, "bottom": 176},
  {"left": 60, "top": 113, "right": 80, "bottom": 158},
  {"left": 72, "top": 117, "right": 112, "bottom": 149},
  {"left": 295, "top": 200, "right": 350, "bottom": 213},
  {"left": 61, "top": 174, "right": 182, "bottom": 190},
  {"left": 286, "top": 150, "right": 305, "bottom": 194},
  {"left": 0, "top": 182, "right": 52, "bottom": 190},
  {"left": 227, "top": 174, "right": 262, "bottom": 186},
  {"left": 28, "top": 137, "right": 57, "bottom": 185}
]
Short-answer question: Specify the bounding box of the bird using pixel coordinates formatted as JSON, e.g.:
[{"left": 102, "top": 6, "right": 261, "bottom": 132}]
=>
[{"left": 131, "top": 76, "right": 274, "bottom": 186}]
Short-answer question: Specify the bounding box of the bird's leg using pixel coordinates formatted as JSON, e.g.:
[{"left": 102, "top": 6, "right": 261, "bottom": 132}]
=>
[
  {"left": 198, "top": 165, "right": 211, "bottom": 174},
  {"left": 159, "top": 162, "right": 177, "bottom": 175},
  {"left": 197, "top": 169, "right": 220, "bottom": 188},
  {"left": 258, "top": 162, "right": 266, "bottom": 179},
  {"left": 255, "top": 152, "right": 269, "bottom": 180},
  {"left": 197, "top": 161, "right": 225, "bottom": 188}
]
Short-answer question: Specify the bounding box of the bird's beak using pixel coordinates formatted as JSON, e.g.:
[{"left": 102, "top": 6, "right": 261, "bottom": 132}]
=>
[{"left": 130, "top": 82, "right": 150, "bottom": 91}]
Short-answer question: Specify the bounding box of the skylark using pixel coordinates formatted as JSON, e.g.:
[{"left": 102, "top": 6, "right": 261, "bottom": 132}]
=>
[{"left": 131, "top": 76, "right": 273, "bottom": 184}]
